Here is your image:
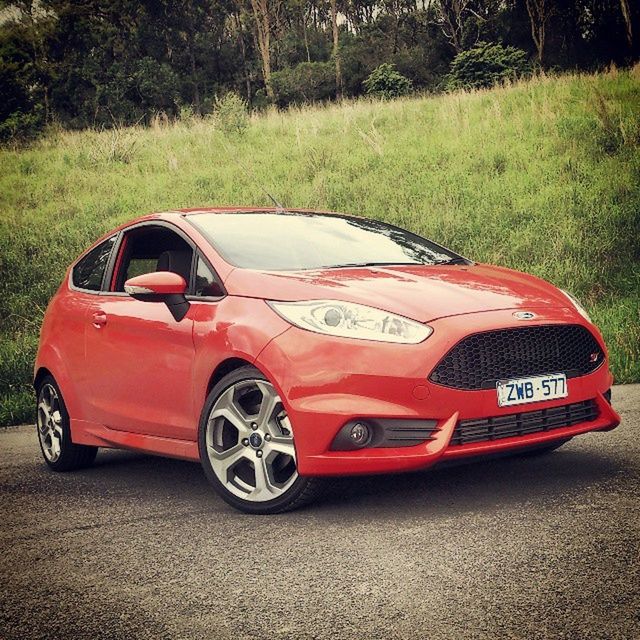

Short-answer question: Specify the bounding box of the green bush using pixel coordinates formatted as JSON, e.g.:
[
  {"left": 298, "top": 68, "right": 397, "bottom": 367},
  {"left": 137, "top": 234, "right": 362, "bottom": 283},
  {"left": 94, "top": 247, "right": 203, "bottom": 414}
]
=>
[
  {"left": 446, "top": 42, "right": 532, "bottom": 91},
  {"left": 0, "top": 333, "right": 37, "bottom": 425},
  {"left": 133, "top": 57, "right": 181, "bottom": 112},
  {"left": 271, "top": 62, "right": 336, "bottom": 107},
  {"left": 0, "top": 108, "right": 43, "bottom": 142},
  {"left": 214, "top": 92, "right": 249, "bottom": 134},
  {"left": 363, "top": 63, "right": 413, "bottom": 99}
]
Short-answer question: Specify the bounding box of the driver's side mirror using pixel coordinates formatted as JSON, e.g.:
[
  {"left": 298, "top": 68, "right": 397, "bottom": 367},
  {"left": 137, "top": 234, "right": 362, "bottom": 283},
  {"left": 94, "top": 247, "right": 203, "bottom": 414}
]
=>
[{"left": 124, "top": 271, "right": 190, "bottom": 321}]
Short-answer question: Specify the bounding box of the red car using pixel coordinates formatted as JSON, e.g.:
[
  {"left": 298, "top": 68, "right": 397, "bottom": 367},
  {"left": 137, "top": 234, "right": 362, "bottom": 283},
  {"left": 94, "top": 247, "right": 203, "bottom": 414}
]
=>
[{"left": 35, "top": 208, "right": 620, "bottom": 513}]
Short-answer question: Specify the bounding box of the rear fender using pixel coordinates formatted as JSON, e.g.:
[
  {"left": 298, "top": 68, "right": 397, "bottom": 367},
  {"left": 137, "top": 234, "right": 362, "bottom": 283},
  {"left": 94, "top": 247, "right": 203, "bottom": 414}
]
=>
[{"left": 34, "top": 344, "right": 85, "bottom": 423}]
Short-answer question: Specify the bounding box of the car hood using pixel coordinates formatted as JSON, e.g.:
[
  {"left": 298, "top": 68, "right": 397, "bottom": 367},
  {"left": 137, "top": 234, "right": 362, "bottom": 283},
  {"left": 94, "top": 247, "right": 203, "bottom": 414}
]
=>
[{"left": 224, "top": 263, "right": 571, "bottom": 323}]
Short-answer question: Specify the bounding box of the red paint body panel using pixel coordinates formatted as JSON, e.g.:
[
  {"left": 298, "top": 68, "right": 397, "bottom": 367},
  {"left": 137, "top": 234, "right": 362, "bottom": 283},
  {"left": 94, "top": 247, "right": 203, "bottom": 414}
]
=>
[
  {"left": 124, "top": 271, "right": 187, "bottom": 294},
  {"left": 225, "top": 263, "right": 572, "bottom": 323},
  {"left": 255, "top": 307, "right": 618, "bottom": 475},
  {"left": 34, "top": 209, "right": 621, "bottom": 477}
]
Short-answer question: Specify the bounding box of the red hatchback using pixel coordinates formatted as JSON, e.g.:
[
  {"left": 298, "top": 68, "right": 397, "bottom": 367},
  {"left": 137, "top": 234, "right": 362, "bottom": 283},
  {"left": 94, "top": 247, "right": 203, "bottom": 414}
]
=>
[{"left": 34, "top": 208, "right": 620, "bottom": 513}]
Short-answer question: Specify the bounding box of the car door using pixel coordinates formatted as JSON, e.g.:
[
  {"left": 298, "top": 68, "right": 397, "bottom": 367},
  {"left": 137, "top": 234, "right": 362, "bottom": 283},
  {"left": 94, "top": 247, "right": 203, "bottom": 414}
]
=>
[{"left": 83, "top": 223, "right": 198, "bottom": 440}]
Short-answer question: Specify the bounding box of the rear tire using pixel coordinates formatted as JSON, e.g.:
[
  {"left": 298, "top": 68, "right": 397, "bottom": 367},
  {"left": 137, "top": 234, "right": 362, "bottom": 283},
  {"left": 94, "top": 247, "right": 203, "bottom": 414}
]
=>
[
  {"left": 198, "top": 365, "right": 324, "bottom": 514},
  {"left": 36, "top": 375, "right": 98, "bottom": 471}
]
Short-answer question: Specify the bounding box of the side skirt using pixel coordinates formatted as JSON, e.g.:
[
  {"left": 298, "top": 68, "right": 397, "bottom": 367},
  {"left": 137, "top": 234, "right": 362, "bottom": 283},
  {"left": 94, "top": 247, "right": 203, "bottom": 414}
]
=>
[{"left": 70, "top": 419, "right": 200, "bottom": 462}]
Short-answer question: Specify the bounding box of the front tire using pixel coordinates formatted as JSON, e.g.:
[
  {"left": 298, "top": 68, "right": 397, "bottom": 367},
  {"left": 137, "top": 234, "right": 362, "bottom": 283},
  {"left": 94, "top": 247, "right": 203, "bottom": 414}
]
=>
[
  {"left": 198, "top": 366, "right": 324, "bottom": 514},
  {"left": 36, "top": 375, "right": 98, "bottom": 471}
]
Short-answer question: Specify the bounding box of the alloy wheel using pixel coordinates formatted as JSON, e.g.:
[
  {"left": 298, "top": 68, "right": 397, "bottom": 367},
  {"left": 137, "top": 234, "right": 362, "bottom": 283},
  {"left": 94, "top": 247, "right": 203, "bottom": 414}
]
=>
[
  {"left": 37, "top": 383, "right": 64, "bottom": 463},
  {"left": 205, "top": 379, "right": 298, "bottom": 502}
]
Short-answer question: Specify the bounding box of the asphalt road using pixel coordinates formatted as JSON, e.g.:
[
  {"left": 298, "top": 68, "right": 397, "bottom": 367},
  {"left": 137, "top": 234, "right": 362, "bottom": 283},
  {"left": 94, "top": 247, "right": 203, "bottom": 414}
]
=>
[{"left": 1, "top": 386, "right": 639, "bottom": 640}]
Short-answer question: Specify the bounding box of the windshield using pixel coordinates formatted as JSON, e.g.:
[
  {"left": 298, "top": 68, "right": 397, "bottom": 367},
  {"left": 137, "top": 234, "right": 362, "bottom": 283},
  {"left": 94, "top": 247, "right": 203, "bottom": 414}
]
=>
[{"left": 188, "top": 211, "right": 463, "bottom": 271}]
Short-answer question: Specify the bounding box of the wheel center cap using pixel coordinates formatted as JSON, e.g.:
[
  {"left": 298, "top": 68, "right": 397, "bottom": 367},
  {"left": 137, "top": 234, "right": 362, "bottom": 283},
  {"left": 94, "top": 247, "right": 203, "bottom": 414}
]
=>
[{"left": 249, "top": 432, "right": 263, "bottom": 449}]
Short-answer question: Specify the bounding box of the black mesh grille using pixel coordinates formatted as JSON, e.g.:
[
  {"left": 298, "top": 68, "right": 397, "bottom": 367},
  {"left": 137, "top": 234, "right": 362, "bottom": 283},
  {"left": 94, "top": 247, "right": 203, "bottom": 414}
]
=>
[
  {"left": 451, "top": 399, "right": 599, "bottom": 446},
  {"left": 429, "top": 324, "right": 603, "bottom": 390}
]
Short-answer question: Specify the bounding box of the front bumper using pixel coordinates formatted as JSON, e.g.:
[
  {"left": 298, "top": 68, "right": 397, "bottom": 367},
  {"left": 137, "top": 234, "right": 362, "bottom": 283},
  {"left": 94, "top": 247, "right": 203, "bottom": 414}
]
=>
[{"left": 256, "top": 308, "right": 620, "bottom": 476}]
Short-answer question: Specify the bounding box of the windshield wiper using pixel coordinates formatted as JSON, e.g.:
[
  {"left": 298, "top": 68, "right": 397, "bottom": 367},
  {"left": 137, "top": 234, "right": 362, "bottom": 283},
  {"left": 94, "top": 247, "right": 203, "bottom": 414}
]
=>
[
  {"left": 321, "top": 262, "right": 422, "bottom": 269},
  {"left": 320, "top": 258, "right": 470, "bottom": 269},
  {"left": 433, "top": 257, "right": 470, "bottom": 265}
]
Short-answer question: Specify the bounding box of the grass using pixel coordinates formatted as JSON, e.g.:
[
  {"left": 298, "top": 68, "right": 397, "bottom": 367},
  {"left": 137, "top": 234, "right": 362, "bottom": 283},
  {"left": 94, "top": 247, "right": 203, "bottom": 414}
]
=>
[{"left": 1, "top": 68, "right": 639, "bottom": 426}]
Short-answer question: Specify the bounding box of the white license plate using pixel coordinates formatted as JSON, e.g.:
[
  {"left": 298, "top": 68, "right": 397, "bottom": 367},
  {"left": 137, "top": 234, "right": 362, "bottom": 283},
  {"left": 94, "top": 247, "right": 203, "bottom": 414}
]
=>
[{"left": 496, "top": 373, "right": 568, "bottom": 407}]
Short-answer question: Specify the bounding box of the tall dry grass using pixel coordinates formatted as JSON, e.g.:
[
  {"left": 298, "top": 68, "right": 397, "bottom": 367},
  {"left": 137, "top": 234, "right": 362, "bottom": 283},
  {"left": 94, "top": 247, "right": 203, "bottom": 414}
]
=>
[{"left": 1, "top": 68, "right": 638, "bottom": 424}]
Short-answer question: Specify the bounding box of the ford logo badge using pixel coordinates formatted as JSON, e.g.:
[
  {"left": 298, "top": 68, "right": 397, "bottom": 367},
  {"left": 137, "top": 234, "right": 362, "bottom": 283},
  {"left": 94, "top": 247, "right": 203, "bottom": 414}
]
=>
[{"left": 513, "top": 311, "right": 537, "bottom": 320}]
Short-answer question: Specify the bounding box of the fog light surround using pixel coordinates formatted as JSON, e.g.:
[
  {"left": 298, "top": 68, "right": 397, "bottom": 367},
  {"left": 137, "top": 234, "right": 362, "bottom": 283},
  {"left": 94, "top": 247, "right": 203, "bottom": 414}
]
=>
[{"left": 330, "top": 418, "right": 439, "bottom": 451}]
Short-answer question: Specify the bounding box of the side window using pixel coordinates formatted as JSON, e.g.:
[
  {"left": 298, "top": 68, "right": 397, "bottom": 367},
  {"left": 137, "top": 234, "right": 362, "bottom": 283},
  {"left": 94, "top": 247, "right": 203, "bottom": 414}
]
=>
[
  {"left": 113, "top": 226, "right": 194, "bottom": 292},
  {"left": 194, "top": 256, "right": 221, "bottom": 297},
  {"left": 72, "top": 236, "right": 116, "bottom": 292},
  {"left": 125, "top": 257, "right": 158, "bottom": 281}
]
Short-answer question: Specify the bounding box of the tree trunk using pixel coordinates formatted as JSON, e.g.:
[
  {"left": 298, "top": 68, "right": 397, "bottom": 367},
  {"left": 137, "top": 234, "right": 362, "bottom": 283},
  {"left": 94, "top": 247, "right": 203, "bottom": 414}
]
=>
[
  {"left": 302, "top": 5, "right": 311, "bottom": 63},
  {"left": 525, "top": 0, "right": 548, "bottom": 64},
  {"left": 330, "top": 0, "right": 343, "bottom": 100},
  {"left": 188, "top": 40, "right": 201, "bottom": 114},
  {"left": 433, "top": 0, "right": 467, "bottom": 54},
  {"left": 619, "top": 0, "right": 633, "bottom": 48},
  {"left": 235, "top": 12, "right": 252, "bottom": 102},
  {"left": 250, "top": 0, "right": 275, "bottom": 101}
]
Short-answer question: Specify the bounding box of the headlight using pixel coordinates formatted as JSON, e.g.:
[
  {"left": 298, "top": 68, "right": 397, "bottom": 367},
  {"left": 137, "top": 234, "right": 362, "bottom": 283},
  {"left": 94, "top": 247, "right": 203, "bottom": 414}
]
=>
[
  {"left": 561, "top": 289, "right": 591, "bottom": 322},
  {"left": 267, "top": 299, "right": 433, "bottom": 344}
]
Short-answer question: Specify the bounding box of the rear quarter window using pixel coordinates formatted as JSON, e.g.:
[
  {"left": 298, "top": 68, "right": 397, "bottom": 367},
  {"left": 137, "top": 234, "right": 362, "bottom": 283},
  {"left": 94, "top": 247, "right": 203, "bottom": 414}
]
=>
[{"left": 72, "top": 236, "right": 117, "bottom": 291}]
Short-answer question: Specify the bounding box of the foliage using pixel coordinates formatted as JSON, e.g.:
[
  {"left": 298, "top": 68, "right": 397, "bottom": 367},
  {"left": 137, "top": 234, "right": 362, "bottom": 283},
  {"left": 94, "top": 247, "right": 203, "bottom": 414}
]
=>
[
  {"left": 0, "top": 108, "right": 43, "bottom": 142},
  {"left": 446, "top": 42, "right": 532, "bottom": 90},
  {"left": 363, "top": 63, "right": 413, "bottom": 98},
  {"left": 272, "top": 62, "right": 336, "bottom": 107},
  {"left": 1, "top": 69, "right": 639, "bottom": 425},
  {"left": 214, "top": 92, "right": 249, "bottom": 134},
  {"left": 1, "top": 1, "right": 638, "bottom": 134}
]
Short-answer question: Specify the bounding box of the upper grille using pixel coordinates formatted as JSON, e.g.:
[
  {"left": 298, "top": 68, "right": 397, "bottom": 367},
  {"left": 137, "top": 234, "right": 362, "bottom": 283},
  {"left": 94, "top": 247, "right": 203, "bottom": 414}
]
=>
[
  {"left": 429, "top": 324, "right": 603, "bottom": 390},
  {"left": 451, "top": 399, "right": 599, "bottom": 446}
]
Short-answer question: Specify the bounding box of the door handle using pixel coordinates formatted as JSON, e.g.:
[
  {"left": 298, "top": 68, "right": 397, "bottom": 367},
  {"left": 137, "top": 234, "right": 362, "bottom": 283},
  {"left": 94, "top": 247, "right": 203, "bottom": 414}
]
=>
[{"left": 92, "top": 311, "right": 107, "bottom": 328}]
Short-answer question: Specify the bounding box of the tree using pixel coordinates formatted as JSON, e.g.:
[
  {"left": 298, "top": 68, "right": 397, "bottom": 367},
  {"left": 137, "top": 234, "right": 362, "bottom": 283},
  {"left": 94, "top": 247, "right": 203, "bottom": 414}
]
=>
[
  {"left": 329, "top": 0, "right": 343, "bottom": 99},
  {"left": 0, "top": 0, "right": 638, "bottom": 134},
  {"left": 619, "top": 0, "right": 633, "bottom": 49},
  {"left": 524, "top": 0, "right": 554, "bottom": 64},
  {"left": 249, "top": 0, "right": 280, "bottom": 101},
  {"left": 1, "top": 0, "right": 55, "bottom": 123},
  {"left": 432, "top": 0, "right": 471, "bottom": 53}
]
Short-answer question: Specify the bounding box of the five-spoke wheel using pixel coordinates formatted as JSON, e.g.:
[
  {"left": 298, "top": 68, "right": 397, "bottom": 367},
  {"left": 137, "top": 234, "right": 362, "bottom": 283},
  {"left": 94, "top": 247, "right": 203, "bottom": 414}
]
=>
[
  {"left": 37, "top": 382, "right": 64, "bottom": 463},
  {"left": 199, "top": 366, "right": 323, "bottom": 514},
  {"left": 35, "top": 375, "right": 97, "bottom": 471}
]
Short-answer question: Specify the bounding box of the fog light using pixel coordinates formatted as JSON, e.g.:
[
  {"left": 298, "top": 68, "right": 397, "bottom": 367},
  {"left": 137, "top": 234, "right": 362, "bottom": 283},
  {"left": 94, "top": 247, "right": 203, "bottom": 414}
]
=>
[{"left": 350, "top": 422, "right": 372, "bottom": 447}]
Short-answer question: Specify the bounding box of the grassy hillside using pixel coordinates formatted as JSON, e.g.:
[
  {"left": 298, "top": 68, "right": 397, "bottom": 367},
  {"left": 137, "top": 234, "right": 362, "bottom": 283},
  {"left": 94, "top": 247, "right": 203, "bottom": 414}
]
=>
[{"left": 1, "top": 69, "right": 639, "bottom": 426}]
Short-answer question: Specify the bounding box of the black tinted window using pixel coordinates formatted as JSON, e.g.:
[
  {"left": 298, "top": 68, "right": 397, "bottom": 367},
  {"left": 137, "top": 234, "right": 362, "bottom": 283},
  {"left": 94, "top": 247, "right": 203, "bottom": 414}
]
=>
[
  {"left": 113, "top": 226, "right": 193, "bottom": 291},
  {"left": 189, "top": 212, "right": 458, "bottom": 271},
  {"left": 194, "top": 257, "right": 220, "bottom": 297},
  {"left": 72, "top": 236, "right": 116, "bottom": 291}
]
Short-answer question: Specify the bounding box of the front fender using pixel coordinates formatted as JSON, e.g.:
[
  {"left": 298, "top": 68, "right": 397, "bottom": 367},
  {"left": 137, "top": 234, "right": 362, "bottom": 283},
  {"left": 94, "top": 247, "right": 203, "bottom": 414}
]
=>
[{"left": 190, "top": 297, "right": 292, "bottom": 416}]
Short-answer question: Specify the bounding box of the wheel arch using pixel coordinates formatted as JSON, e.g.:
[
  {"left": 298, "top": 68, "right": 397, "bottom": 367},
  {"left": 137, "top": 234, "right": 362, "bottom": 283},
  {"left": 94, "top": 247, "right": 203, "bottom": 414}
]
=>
[
  {"left": 33, "top": 366, "right": 53, "bottom": 392},
  {"left": 205, "top": 357, "right": 254, "bottom": 400},
  {"left": 33, "top": 345, "right": 84, "bottom": 420}
]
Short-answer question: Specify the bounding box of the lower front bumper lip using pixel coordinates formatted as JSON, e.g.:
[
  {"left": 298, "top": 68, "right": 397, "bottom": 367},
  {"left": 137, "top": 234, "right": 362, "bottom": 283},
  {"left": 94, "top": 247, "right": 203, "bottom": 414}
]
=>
[
  {"left": 298, "top": 392, "right": 621, "bottom": 477},
  {"left": 301, "top": 412, "right": 459, "bottom": 476}
]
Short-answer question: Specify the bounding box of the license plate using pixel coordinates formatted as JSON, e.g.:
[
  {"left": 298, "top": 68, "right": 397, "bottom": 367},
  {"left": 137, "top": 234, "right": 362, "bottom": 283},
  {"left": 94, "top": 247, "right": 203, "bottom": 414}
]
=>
[{"left": 496, "top": 373, "right": 567, "bottom": 407}]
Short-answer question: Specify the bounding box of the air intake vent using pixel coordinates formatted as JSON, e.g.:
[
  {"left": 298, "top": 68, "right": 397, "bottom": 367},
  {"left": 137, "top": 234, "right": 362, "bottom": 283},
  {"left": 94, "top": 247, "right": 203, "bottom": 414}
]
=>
[{"left": 451, "top": 399, "right": 599, "bottom": 446}]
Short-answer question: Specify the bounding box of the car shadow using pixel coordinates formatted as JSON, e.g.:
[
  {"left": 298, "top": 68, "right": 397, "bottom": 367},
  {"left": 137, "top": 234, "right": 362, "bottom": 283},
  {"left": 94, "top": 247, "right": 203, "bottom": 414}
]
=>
[
  {"left": 323, "top": 448, "right": 622, "bottom": 515},
  {"left": 80, "top": 443, "right": 625, "bottom": 519}
]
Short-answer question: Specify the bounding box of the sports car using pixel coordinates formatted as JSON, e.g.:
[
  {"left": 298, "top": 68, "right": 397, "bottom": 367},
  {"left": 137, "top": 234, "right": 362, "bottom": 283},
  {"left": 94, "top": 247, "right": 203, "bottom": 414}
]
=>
[{"left": 34, "top": 208, "right": 620, "bottom": 513}]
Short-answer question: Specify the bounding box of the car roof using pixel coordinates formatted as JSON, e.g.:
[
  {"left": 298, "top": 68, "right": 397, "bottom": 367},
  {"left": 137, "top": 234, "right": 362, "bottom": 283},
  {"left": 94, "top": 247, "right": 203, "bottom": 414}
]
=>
[
  {"left": 102, "top": 207, "right": 344, "bottom": 238},
  {"left": 170, "top": 207, "right": 336, "bottom": 216}
]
